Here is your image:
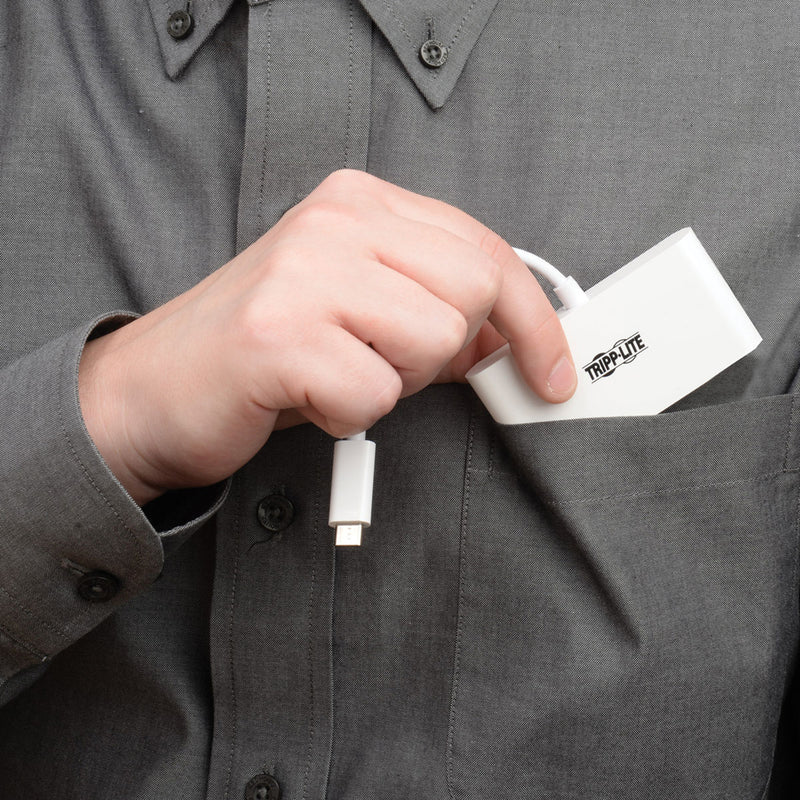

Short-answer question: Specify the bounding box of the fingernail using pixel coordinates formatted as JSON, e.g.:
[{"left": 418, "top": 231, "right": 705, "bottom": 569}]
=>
[{"left": 547, "top": 356, "right": 577, "bottom": 396}]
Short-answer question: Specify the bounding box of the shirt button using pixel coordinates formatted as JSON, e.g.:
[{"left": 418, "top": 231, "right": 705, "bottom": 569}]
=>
[
  {"left": 77, "top": 571, "right": 120, "bottom": 603},
  {"left": 419, "top": 39, "right": 448, "bottom": 68},
  {"left": 167, "top": 9, "right": 194, "bottom": 40},
  {"left": 256, "top": 495, "right": 295, "bottom": 533},
  {"left": 244, "top": 774, "right": 281, "bottom": 800}
]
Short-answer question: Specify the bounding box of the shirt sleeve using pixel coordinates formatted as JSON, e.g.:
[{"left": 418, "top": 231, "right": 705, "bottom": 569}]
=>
[{"left": 0, "top": 314, "right": 228, "bottom": 687}]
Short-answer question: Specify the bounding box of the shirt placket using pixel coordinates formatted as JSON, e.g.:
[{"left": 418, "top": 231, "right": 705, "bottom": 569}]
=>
[
  {"left": 236, "top": 0, "right": 373, "bottom": 250},
  {"left": 205, "top": 2, "right": 373, "bottom": 799}
]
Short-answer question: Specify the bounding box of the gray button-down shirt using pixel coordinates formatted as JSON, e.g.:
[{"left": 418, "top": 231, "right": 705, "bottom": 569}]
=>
[{"left": 1, "top": 1, "right": 799, "bottom": 797}]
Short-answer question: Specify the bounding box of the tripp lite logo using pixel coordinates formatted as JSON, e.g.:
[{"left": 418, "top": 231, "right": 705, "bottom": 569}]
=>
[{"left": 583, "top": 333, "right": 647, "bottom": 382}]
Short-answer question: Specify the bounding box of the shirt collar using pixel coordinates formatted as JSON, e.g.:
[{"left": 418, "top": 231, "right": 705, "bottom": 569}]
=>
[
  {"left": 147, "top": 0, "right": 237, "bottom": 79},
  {"left": 357, "top": 0, "right": 499, "bottom": 108},
  {"left": 150, "top": 0, "right": 498, "bottom": 109}
]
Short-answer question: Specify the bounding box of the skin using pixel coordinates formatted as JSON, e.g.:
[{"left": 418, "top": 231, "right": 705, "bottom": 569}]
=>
[{"left": 78, "top": 170, "right": 577, "bottom": 505}]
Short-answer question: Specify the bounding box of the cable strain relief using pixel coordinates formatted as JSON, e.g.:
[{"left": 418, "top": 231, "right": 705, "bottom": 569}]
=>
[{"left": 554, "top": 276, "right": 590, "bottom": 309}]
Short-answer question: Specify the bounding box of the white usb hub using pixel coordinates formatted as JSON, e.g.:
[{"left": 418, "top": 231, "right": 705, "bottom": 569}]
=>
[{"left": 466, "top": 228, "right": 761, "bottom": 423}]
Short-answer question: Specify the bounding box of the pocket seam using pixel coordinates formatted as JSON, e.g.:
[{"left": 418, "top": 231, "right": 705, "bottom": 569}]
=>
[
  {"left": 445, "top": 406, "right": 475, "bottom": 800},
  {"left": 488, "top": 393, "right": 795, "bottom": 491},
  {"left": 784, "top": 391, "right": 800, "bottom": 472},
  {"left": 540, "top": 467, "right": 798, "bottom": 508}
]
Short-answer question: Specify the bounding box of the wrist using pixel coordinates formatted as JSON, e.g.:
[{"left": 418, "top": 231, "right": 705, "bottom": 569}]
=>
[{"left": 78, "top": 332, "right": 167, "bottom": 506}]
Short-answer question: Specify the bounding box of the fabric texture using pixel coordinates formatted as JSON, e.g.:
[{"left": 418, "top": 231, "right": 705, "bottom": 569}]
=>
[{"left": 0, "top": 1, "right": 799, "bottom": 798}]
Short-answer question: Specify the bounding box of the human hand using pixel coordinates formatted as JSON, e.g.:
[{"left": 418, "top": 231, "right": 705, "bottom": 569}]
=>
[{"left": 78, "top": 170, "right": 576, "bottom": 504}]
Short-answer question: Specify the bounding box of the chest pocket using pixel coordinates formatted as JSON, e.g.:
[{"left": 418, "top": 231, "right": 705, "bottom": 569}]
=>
[{"left": 448, "top": 392, "right": 800, "bottom": 800}]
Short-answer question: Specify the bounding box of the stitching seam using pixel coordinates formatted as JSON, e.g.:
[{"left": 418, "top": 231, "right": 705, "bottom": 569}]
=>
[
  {"left": 192, "top": 0, "right": 218, "bottom": 23},
  {"left": 0, "top": 620, "right": 48, "bottom": 661},
  {"left": 448, "top": 0, "right": 480, "bottom": 49},
  {"left": 784, "top": 391, "right": 799, "bottom": 472},
  {"left": 446, "top": 408, "right": 475, "bottom": 799},
  {"left": 0, "top": 587, "right": 69, "bottom": 643},
  {"left": 221, "top": 495, "right": 242, "bottom": 800},
  {"left": 381, "top": 0, "right": 412, "bottom": 46},
  {"left": 793, "top": 393, "right": 800, "bottom": 608},
  {"left": 301, "top": 443, "right": 324, "bottom": 800},
  {"left": 541, "top": 468, "right": 797, "bottom": 509},
  {"left": 255, "top": 1, "right": 273, "bottom": 233},
  {"left": 343, "top": 0, "right": 354, "bottom": 169}
]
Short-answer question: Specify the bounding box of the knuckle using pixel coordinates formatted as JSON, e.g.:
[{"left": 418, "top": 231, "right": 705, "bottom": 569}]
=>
[
  {"left": 237, "top": 281, "right": 309, "bottom": 350},
  {"left": 477, "top": 227, "right": 508, "bottom": 266},
  {"left": 473, "top": 229, "right": 508, "bottom": 301},
  {"left": 250, "top": 247, "right": 303, "bottom": 302},
  {"left": 334, "top": 371, "right": 400, "bottom": 434},
  {"left": 435, "top": 307, "right": 469, "bottom": 355},
  {"left": 370, "top": 371, "right": 403, "bottom": 419},
  {"left": 474, "top": 258, "right": 503, "bottom": 305},
  {"left": 320, "top": 168, "right": 372, "bottom": 196},
  {"left": 289, "top": 199, "right": 359, "bottom": 234}
]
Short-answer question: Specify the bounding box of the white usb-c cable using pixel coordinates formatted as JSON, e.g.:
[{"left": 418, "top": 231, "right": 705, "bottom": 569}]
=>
[
  {"left": 511, "top": 247, "right": 588, "bottom": 310},
  {"left": 327, "top": 247, "right": 586, "bottom": 546},
  {"left": 328, "top": 431, "right": 376, "bottom": 546}
]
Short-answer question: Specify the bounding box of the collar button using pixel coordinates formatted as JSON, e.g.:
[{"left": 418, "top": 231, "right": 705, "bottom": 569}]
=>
[
  {"left": 420, "top": 39, "right": 448, "bottom": 68},
  {"left": 167, "top": 9, "right": 194, "bottom": 40}
]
